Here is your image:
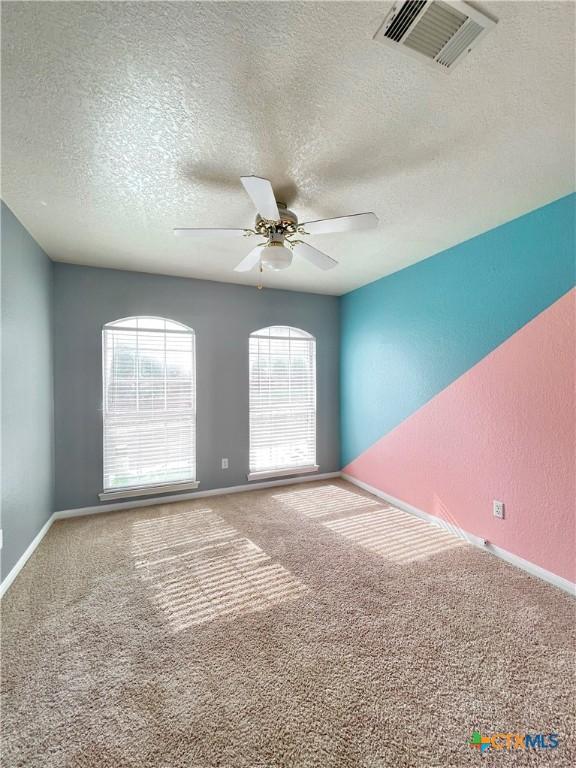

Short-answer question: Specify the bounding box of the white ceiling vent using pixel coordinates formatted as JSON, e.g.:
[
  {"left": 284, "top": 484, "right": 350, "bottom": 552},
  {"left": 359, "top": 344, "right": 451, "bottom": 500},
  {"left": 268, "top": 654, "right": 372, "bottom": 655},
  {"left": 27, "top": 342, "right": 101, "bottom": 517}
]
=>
[{"left": 374, "top": 0, "right": 497, "bottom": 72}]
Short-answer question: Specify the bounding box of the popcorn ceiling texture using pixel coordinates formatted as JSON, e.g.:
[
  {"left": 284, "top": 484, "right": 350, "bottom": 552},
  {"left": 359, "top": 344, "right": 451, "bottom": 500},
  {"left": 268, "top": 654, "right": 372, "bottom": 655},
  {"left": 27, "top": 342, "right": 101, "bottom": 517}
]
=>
[
  {"left": 1, "top": 1, "right": 575, "bottom": 294},
  {"left": 2, "top": 480, "right": 575, "bottom": 767}
]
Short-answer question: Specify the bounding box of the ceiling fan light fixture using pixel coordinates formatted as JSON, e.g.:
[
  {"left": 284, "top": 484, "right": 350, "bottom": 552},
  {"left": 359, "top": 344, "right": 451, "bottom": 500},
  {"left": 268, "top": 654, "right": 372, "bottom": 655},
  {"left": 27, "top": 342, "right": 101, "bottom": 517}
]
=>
[{"left": 260, "top": 241, "right": 293, "bottom": 271}]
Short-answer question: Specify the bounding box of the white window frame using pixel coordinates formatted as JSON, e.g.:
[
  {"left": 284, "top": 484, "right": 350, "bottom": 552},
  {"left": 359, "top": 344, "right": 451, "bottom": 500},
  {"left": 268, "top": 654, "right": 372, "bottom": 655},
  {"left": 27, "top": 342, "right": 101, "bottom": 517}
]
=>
[
  {"left": 99, "top": 316, "right": 198, "bottom": 501},
  {"left": 247, "top": 325, "right": 318, "bottom": 481}
]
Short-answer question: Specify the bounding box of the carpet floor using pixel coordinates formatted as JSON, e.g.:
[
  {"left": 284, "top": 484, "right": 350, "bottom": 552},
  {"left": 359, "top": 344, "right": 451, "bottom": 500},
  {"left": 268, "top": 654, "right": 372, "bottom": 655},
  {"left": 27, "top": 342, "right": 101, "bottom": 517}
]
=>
[{"left": 2, "top": 479, "right": 575, "bottom": 767}]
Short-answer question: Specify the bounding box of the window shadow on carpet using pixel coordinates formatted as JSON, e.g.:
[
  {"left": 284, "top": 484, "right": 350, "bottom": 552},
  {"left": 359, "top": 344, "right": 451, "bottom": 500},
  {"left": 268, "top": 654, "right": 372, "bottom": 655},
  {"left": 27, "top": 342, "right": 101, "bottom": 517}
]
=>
[
  {"left": 132, "top": 508, "right": 308, "bottom": 632},
  {"left": 272, "top": 484, "right": 465, "bottom": 564}
]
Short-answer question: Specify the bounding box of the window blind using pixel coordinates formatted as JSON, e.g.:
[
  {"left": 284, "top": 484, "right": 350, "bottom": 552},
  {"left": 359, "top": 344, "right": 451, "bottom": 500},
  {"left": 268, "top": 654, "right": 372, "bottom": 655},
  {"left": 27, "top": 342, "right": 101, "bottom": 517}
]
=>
[
  {"left": 102, "top": 317, "right": 196, "bottom": 492},
  {"left": 249, "top": 326, "right": 316, "bottom": 475}
]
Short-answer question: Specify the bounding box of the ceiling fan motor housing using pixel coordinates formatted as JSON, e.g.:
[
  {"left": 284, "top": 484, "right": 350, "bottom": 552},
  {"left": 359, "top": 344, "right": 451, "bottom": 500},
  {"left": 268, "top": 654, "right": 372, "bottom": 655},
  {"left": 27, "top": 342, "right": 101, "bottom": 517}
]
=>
[{"left": 255, "top": 205, "right": 298, "bottom": 236}]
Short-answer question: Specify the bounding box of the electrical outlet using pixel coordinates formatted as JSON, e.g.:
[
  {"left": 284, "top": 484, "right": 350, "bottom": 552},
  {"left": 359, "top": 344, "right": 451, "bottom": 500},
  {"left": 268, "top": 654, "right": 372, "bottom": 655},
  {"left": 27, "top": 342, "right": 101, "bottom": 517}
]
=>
[
  {"left": 221, "top": 458, "right": 229, "bottom": 470},
  {"left": 493, "top": 500, "right": 505, "bottom": 520}
]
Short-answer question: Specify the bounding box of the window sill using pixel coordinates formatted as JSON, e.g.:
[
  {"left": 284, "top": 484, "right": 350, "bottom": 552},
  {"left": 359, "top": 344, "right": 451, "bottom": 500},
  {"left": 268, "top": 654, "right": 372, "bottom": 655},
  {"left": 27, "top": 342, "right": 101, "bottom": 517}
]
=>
[
  {"left": 247, "top": 465, "right": 319, "bottom": 482},
  {"left": 99, "top": 480, "right": 199, "bottom": 501}
]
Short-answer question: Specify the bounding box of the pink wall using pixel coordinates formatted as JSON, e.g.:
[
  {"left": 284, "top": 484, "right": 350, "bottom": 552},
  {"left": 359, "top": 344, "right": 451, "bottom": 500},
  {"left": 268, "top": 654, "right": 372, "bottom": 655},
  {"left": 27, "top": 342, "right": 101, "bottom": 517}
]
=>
[{"left": 345, "top": 289, "right": 575, "bottom": 583}]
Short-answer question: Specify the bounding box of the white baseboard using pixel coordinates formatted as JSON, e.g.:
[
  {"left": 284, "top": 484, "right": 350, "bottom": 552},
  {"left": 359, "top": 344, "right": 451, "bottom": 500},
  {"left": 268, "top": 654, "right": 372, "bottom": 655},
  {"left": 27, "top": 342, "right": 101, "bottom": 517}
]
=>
[
  {"left": 342, "top": 473, "right": 575, "bottom": 596},
  {"left": 1, "top": 472, "right": 340, "bottom": 597},
  {"left": 53, "top": 472, "right": 341, "bottom": 519},
  {"left": 0, "top": 514, "right": 55, "bottom": 600},
  {"left": 4, "top": 471, "right": 572, "bottom": 600}
]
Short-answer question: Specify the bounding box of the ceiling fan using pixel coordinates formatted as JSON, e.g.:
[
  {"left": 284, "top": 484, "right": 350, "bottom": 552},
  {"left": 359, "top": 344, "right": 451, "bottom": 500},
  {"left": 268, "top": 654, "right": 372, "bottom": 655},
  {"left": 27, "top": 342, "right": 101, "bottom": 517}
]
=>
[{"left": 174, "top": 176, "right": 379, "bottom": 272}]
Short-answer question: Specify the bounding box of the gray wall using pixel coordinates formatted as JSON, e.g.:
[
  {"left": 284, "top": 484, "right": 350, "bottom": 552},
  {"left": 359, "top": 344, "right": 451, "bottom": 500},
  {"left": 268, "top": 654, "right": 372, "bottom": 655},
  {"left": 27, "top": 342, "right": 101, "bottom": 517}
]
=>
[
  {"left": 1, "top": 202, "right": 54, "bottom": 579},
  {"left": 53, "top": 263, "right": 340, "bottom": 511}
]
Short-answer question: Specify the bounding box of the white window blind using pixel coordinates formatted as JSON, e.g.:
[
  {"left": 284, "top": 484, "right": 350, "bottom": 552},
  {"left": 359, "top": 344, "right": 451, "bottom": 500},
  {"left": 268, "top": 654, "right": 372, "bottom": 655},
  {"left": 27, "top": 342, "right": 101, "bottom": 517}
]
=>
[
  {"left": 249, "top": 326, "right": 317, "bottom": 476},
  {"left": 102, "top": 317, "right": 196, "bottom": 493}
]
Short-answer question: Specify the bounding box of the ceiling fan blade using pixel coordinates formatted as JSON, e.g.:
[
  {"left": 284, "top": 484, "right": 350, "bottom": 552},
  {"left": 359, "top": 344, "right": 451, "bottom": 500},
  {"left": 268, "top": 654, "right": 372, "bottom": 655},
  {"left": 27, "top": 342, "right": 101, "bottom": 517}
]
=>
[
  {"left": 240, "top": 176, "right": 280, "bottom": 221},
  {"left": 234, "top": 245, "right": 265, "bottom": 272},
  {"left": 293, "top": 242, "right": 338, "bottom": 271},
  {"left": 300, "top": 212, "right": 378, "bottom": 235},
  {"left": 174, "top": 228, "right": 248, "bottom": 238}
]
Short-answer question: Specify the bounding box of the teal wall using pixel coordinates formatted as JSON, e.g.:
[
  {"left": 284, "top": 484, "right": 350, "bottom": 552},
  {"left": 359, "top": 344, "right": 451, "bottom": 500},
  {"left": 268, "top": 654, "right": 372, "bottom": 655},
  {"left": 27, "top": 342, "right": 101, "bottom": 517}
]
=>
[{"left": 340, "top": 194, "right": 576, "bottom": 466}]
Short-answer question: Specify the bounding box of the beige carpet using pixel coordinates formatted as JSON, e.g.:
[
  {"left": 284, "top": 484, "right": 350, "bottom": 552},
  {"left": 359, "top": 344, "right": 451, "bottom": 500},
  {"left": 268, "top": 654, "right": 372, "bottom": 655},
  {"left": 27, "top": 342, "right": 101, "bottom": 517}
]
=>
[{"left": 2, "top": 480, "right": 575, "bottom": 767}]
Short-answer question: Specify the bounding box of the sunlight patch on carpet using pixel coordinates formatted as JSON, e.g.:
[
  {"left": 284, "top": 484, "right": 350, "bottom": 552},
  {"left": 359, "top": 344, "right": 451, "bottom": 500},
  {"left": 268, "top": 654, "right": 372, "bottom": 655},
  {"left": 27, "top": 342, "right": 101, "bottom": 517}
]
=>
[
  {"left": 131, "top": 508, "right": 237, "bottom": 557},
  {"left": 273, "top": 484, "right": 465, "bottom": 563},
  {"left": 132, "top": 507, "right": 308, "bottom": 631},
  {"left": 272, "top": 484, "right": 384, "bottom": 519},
  {"left": 323, "top": 509, "right": 464, "bottom": 563}
]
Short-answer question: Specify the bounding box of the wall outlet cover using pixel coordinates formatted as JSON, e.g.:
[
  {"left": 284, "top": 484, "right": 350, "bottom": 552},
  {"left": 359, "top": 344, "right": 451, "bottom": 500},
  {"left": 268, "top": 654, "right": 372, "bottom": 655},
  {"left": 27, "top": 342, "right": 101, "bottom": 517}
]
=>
[
  {"left": 493, "top": 500, "right": 505, "bottom": 519},
  {"left": 221, "top": 458, "right": 229, "bottom": 469}
]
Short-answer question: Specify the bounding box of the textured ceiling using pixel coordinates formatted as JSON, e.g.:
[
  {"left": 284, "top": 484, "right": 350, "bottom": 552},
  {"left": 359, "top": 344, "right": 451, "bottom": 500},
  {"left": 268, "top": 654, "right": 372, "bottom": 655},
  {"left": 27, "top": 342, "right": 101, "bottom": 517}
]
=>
[{"left": 2, "top": 1, "right": 575, "bottom": 295}]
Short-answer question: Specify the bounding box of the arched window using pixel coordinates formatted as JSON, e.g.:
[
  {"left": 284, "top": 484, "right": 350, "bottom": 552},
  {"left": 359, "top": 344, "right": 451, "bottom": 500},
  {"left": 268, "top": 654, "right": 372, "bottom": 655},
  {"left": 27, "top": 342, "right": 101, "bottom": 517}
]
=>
[
  {"left": 101, "top": 316, "right": 197, "bottom": 497},
  {"left": 248, "top": 325, "right": 317, "bottom": 479}
]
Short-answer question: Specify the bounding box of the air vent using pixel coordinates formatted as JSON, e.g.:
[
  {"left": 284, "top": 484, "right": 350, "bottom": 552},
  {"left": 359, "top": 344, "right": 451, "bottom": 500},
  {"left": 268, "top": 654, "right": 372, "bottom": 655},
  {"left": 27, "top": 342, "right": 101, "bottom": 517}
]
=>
[{"left": 374, "top": 0, "right": 497, "bottom": 72}]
